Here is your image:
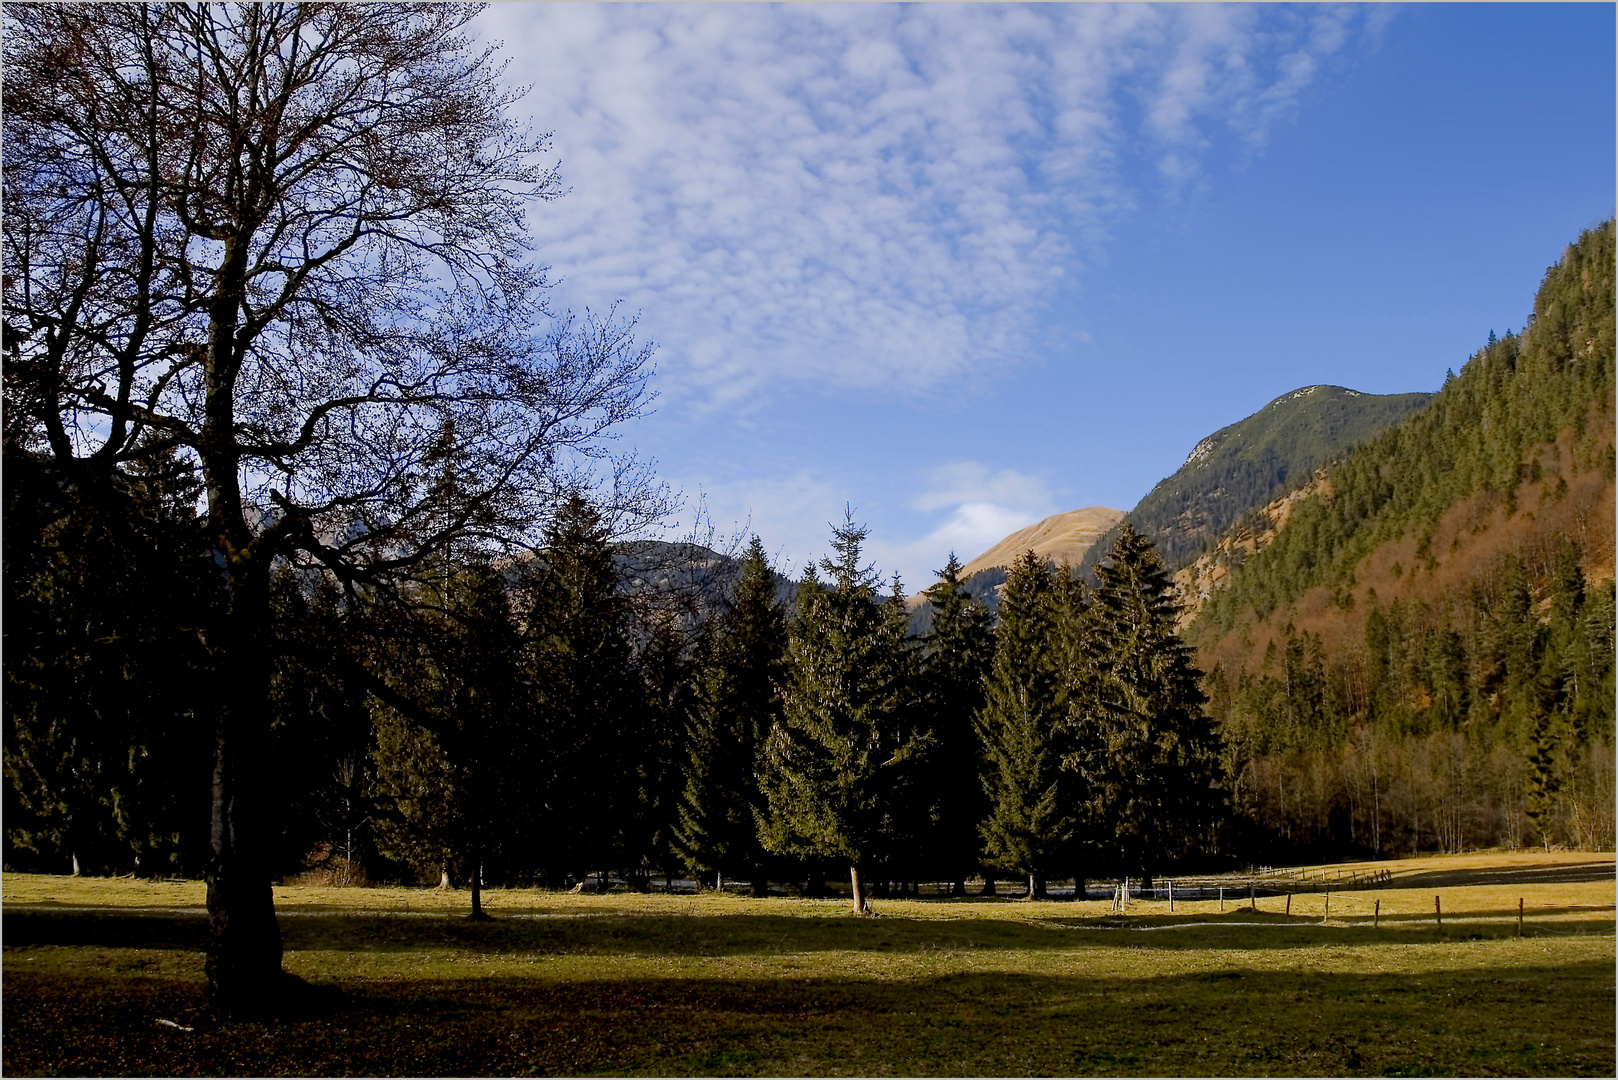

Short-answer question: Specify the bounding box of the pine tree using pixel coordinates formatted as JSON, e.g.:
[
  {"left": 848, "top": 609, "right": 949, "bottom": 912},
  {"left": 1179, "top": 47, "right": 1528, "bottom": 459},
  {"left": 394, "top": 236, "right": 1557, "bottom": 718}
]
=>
[
  {"left": 626, "top": 612, "right": 695, "bottom": 891},
  {"left": 759, "top": 517, "right": 927, "bottom": 914},
  {"left": 3, "top": 444, "right": 214, "bottom": 877},
  {"left": 1083, "top": 526, "right": 1221, "bottom": 882},
  {"left": 874, "top": 572, "right": 929, "bottom": 890},
  {"left": 673, "top": 537, "right": 787, "bottom": 894},
  {"left": 977, "top": 551, "right": 1072, "bottom": 898},
  {"left": 1050, "top": 566, "right": 1103, "bottom": 888},
  {"left": 922, "top": 554, "right": 995, "bottom": 894},
  {"left": 524, "top": 493, "right": 636, "bottom": 886},
  {"left": 369, "top": 558, "right": 528, "bottom": 917},
  {"left": 1523, "top": 696, "right": 1564, "bottom": 851}
]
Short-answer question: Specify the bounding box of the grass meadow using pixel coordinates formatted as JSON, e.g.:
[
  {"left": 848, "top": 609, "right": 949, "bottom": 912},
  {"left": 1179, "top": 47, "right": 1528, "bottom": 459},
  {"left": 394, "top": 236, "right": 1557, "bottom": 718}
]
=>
[{"left": 2, "top": 852, "right": 1613, "bottom": 1076}]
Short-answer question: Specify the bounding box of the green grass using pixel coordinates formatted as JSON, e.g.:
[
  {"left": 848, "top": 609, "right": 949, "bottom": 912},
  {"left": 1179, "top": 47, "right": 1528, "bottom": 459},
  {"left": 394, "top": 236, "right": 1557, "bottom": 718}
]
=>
[{"left": 3, "top": 855, "right": 1613, "bottom": 1076}]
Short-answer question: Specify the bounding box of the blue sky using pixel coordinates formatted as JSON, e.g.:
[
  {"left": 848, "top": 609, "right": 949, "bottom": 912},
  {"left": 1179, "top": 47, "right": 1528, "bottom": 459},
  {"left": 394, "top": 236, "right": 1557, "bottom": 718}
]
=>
[{"left": 475, "top": 3, "right": 1615, "bottom": 588}]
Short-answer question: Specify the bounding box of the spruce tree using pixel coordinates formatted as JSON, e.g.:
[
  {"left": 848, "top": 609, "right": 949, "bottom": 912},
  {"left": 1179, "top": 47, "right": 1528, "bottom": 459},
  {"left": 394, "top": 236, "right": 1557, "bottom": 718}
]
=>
[
  {"left": 369, "top": 558, "right": 528, "bottom": 917},
  {"left": 4, "top": 445, "right": 213, "bottom": 877},
  {"left": 875, "top": 572, "right": 929, "bottom": 890},
  {"left": 977, "top": 551, "right": 1072, "bottom": 898},
  {"left": 673, "top": 537, "right": 787, "bottom": 894},
  {"left": 524, "top": 492, "right": 637, "bottom": 886},
  {"left": 1050, "top": 567, "right": 1101, "bottom": 889},
  {"left": 759, "top": 518, "right": 927, "bottom": 914},
  {"left": 1082, "top": 526, "right": 1221, "bottom": 882},
  {"left": 921, "top": 554, "right": 995, "bottom": 894},
  {"left": 1523, "top": 697, "right": 1564, "bottom": 850},
  {"left": 626, "top": 612, "right": 695, "bottom": 890}
]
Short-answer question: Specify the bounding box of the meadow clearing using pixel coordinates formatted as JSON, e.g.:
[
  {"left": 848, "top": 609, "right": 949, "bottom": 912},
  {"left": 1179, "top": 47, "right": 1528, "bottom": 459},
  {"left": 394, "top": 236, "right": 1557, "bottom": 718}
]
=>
[{"left": 2, "top": 852, "right": 1612, "bottom": 1076}]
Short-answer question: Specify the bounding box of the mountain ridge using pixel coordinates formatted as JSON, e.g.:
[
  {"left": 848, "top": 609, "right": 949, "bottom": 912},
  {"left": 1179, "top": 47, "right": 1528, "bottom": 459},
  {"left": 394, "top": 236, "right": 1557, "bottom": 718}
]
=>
[{"left": 1081, "top": 383, "right": 1435, "bottom": 577}]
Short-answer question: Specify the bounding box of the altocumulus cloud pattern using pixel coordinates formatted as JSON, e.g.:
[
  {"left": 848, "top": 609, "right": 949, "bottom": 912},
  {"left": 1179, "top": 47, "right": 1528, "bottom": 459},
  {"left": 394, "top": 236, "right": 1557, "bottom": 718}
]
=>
[{"left": 478, "top": 3, "right": 1377, "bottom": 408}]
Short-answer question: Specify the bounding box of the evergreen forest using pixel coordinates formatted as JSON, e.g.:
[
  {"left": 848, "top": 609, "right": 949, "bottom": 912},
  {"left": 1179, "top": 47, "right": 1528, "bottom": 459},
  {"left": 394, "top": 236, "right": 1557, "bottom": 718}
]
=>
[
  {"left": 5, "top": 178, "right": 1612, "bottom": 906},
  {"left": 1192, "top": 220, "right": 1616, "bottom": 860}
]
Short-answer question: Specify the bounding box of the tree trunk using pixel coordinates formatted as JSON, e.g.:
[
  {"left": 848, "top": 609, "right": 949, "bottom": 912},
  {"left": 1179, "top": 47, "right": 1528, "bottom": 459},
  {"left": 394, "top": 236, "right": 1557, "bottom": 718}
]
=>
[
  {"left": 750, "top": 863, "right": 768, "bottom": 898},
  {"left": 469, "top": 857, "right": 487, "bottom": 920},
  {"left": 849, "top": 864, "right": 868, "bottom": 915},
  {"left": 204, "top": 586, "right": 287, "bottom": 1015},
  {"left": 715, "top": 868, "right": 724, "bottom": 893},
  {"left": 980, "top": 876, "right": 996, "bottom": 896},
  {"left": 200, "top": 229, "right": 293, "bottom": 1016}
]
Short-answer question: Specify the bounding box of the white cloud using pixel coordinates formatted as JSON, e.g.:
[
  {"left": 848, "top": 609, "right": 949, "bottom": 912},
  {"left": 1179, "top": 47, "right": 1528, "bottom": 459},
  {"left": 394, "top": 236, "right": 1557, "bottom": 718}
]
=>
[
  {"left": 910, "top": 461, "right": 1055, "bottom": 515},
  {"left": 662, "top": 458, "right": 1058, "bottom": 592},
  {"left": 867, "top": 460, "right": 1058, "bottom": 588},
  {"left": 476, "top": 3, "right": 1374, "bottom": 410}
]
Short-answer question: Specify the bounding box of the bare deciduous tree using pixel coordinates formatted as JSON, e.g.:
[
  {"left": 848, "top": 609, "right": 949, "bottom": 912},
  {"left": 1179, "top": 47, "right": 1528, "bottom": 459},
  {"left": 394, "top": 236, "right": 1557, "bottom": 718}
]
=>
[{"left": 3, "top": 2, "right": 661, "bottom": 1013}]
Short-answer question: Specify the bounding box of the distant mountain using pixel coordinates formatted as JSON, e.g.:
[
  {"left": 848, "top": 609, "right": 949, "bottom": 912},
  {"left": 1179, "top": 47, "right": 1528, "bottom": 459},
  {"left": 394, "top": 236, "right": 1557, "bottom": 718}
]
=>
[
  {"left": 1080, "top": 384, "right": 1434, "bottom": 576},
  {"left": 501, "top": 540, "right": 797, "bottom": 637},
  {"left": 959, "top": 506, "right": 1124, "bottom": 578},
  {"left": 902, "top": 506, "right": 1121, "bottom": 636}
]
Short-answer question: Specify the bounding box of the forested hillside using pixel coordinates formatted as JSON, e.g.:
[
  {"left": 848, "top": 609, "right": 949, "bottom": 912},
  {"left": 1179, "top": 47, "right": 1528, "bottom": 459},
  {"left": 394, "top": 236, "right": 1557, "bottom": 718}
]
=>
[
  {"left": 1083, "top": 386, "right": 1433, "bottom": 576},
  {"left": 936, "top": 385, "right": 1432, "bottom": 635},
  {"left": 8, "top": 180, "right": 1608, "bottom": 906},
  {"left": 1190, "top": 221, "right": 1616, "bottom": 860}
]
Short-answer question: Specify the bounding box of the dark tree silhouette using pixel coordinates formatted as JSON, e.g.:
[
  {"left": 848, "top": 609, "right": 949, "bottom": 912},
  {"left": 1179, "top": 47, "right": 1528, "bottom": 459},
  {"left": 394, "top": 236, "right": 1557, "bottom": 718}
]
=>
[
  {"left": 977, "top": 551, "right": 1072, "bottom": 899},
  {"left": 673, "top": 537, "right": 787, "bottom": 894},
  {"left": 3, "top": 3, "right": 659, "bottom": 1013},
  {"left": 920, "top": 553, "right": 994, "bottom": 894}
]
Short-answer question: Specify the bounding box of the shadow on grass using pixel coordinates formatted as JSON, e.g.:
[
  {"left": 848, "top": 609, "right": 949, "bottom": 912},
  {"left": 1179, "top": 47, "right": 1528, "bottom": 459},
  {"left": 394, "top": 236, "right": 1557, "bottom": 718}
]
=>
[
  {"left": 1389, "top": 861, "right": 1615, "bottom": 889},
  {"left": 3, "top": 960, "right": 1612, "bottom": 1076},
  {"left": 6, "top": 906, "right": 1615, "bottom": 960}
]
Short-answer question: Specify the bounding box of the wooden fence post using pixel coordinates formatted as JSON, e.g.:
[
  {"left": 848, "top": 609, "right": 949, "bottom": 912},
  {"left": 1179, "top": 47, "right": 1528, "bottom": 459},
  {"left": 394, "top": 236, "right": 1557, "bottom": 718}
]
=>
[
  {"left": 1219, "top": 886, "right": 1224, "bottom": 912},
  {"left": 1434, "top": 895, "right": 1442, "bottom": 932},
  {"left": 1285, "top": 893, "right": 1291, "bottom": 916},
  {"left": 1322, "top": 892, "right": 1330, "bottom": 924},
  {"left": 1249, "top": 882, "right": 1255, "bottom": 910},
  {"left": 1517, "top": 897, "right": 1523, "bottom": 937},
  {"left": 1168, "top": 879, "right": 1174, "bottom": 913},
  {"left": 1374, "top": 899, "right": 1380, "bottom": 928}
]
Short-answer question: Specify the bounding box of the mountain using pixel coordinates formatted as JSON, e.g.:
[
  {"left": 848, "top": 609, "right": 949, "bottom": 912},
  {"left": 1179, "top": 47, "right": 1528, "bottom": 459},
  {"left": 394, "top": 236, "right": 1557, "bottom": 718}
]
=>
[
  {"left": 1080, "top": 384, "right": 1434, "bottom": 577},
  {"left": 901, "top": 506, "right": 1122, "bottom": 636},
  {"left": 1169, "top": 469, "right": 1331, "bottom": 631},
  {"left": 958, "top": 506, "right": 1124, "bottom": 578},
  {"left": 1184, "top": 220, "right": 1615, "bottom": 858},
  {"left": 1192, "top": 221, "right": 1615, "bottom": 657},
  {"left": 917, "top": 383, "right": 1430, "bottom": 634}
]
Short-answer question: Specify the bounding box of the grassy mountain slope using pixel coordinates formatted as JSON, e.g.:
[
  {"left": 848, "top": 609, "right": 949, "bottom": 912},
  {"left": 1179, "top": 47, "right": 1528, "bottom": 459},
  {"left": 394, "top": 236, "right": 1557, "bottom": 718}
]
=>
[
  {"left": 957, "top": 506, "right": 1124, "bottom": 578},
  {"left": 1083, "top": 385, "right": 1434, "bottom": 577}
]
